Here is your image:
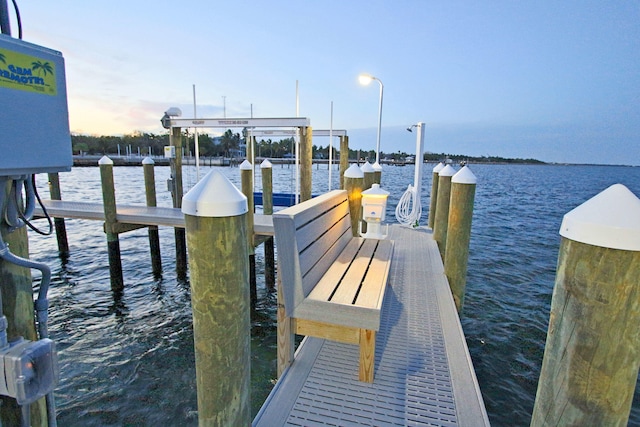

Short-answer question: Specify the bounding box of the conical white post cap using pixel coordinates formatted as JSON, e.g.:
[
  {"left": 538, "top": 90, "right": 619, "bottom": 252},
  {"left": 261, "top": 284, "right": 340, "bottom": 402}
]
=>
[
  {"left": 361, "top": 161, "right": 375, "bottom": 173},
  {"left": 560, "top": 184, "right": 640, "bottom": 251},
  {"left": 452, "top": 165, "right": 477, "bottom": 184},
  {"left": 439, "top": 164, "right": 456, "bottom": 177},
  {"left": 344, "top": 163, "right": 364, "bottom": 178},
  {"left": 182, "top": 170, "right": 248, "bottom": 217}
]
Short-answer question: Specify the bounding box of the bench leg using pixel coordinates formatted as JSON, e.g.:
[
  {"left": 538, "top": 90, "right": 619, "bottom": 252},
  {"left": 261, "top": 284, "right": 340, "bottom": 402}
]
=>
[
  {"left": 277, "top": 270, "right": 295, "bottom": 378},
  {"left": 359, "top": 329, "right": 376, "bottom": 383}
]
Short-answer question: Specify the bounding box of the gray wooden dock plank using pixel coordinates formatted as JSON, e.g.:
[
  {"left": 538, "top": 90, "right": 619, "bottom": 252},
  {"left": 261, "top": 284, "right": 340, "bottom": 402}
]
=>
[
  {"left": 253, "top": 225, "right": 489, "bottom": 427},
  {"left": 34, "top": 199, "right": 274, "bottom": 235}
]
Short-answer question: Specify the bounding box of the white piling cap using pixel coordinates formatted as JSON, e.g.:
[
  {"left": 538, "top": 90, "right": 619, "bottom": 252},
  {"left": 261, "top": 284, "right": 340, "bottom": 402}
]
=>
[
  {"left": 439, "top": 164, "right": 456, "bottom": 177},
  {"left": 560, "top": 184, "right": 640, "bottom": 251},
  {"left": 182, "top": 170, "right": 248, "bottom": 217},
  {"left": 142, "top": 157, "right": 154, "bottom": 165},
  {"left": 372, "top": 161, "right": 382, "bottom": 172},
  {"left": 344, "top": 163, "right": 365, "bottom": 178},
  {"left": 260, "top": 159, "right": 272, "bottom": 169},
  {"left": 362, "top": 183, "right": 389, "bottom": 196},
  {"left": 239, "top": 159, "right": 253, "bottom": 170},
  {"left": 433, "top": 162, "right": 445, "bottom": 173},
  {"left": 98, "top": 155, "right": 113, "bottom": 165},
  {"left": 452, "top": 166, "right": 477, "bottom": 184},
  {"left": 361, "top": 161, "right": 375, "bottom": 173}
]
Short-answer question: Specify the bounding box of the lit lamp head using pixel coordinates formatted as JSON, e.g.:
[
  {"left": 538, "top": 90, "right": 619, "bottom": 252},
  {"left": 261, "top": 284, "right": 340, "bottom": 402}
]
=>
[
  {"left": 360, "top": 183, "right": 390, "bottom": 240},
  {"left": 358, "top": 73, "right": 375, "bottom": 86}
]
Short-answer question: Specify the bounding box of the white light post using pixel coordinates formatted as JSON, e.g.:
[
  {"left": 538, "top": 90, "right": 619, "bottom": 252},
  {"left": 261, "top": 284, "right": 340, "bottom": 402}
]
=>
[{"left": 358, "top": 73, "right": 384, "bottom": 164}]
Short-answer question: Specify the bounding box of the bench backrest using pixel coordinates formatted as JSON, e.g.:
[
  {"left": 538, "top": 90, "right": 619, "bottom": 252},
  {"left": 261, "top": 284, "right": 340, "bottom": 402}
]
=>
[{"left": 273, "top": 190, "right": 352, "bottom": 317}]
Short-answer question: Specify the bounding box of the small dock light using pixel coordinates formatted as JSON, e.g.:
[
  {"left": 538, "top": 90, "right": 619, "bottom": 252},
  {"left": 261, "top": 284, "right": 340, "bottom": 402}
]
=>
[{"left": 360, "top": 183, "right": 390, "bottom": 239}]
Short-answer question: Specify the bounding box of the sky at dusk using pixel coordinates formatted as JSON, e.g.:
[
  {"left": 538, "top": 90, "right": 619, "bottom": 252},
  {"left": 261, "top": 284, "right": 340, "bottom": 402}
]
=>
[{"left": 6, "top": 1, "right": 640, "bottom": 165}]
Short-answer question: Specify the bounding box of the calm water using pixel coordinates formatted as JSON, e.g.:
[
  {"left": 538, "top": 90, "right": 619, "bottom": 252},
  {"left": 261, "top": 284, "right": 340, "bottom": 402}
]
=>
[{"left": 24, "top": 162, "right": 640, "bottom": 426}]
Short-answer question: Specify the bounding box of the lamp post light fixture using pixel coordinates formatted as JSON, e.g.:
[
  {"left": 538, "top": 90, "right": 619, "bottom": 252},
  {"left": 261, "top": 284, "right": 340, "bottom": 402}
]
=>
[{"left": 358, "top": 73, "right": 384, "bottom": 165}]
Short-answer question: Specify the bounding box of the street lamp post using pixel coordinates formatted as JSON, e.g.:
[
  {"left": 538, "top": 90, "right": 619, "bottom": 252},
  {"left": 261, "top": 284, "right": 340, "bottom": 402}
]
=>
[{"left": 358, "top": 74, "right": 384, "bottom": 165}]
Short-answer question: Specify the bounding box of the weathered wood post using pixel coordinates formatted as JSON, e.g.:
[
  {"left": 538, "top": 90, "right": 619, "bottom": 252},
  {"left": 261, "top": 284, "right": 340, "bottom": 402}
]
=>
[
  {"left": 142, "top": 157, "right": 162, "bottom": 277},
  {"left": 428, "top": 162, "right": 444, "bottom": 229},
  {"left": 169, "top": 127, "right": 187, "bottom": 279},
  {"left": 531, "top": 184, "right": 640, "bottom": 426},
  {"left": 361, "top": 161, "right": 375, "bottom": 191},
  {"left": 444, "top": 166, "right": 477, "bottom": 312},
  {"left": 0, "top": 181, "right": 48, "bottom": 426},
  {"left": 360, "top": 162, "right": 375, "bottom": 235},
  {"left": 300, "top": 126, "right": 313, "bottom": 202},
  {"left": 182, "top": 170, "right": 251, "bottom": 426},
  {"left": 372, "top": 161, "right": 382, "bottom": 185},
  {"left": 433, "top": 164, "right": 455, "bottom": 260},
  {"left": 344, "top": 164, "right": 365, "bottom": 237},
  {"left": 240, "top": 160, "right": 257, "bottom": 306},
  {"left": 47, "top": 172, "right": 69, "bottom": 256},
  {"left": 339, "top": 135, "right": 349, "bottom": 189},
  {"left": 261, "top": 159, "right": 275, "bottom": 290},
  {"left": 99, "top": 156, "right": 124, "bottom": 292}
]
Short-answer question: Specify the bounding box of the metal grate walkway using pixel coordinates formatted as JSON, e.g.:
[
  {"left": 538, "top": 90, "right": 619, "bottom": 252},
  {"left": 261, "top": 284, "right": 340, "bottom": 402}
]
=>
[{"left": 253, "top": 225, "right": 489, "bottom": 426}]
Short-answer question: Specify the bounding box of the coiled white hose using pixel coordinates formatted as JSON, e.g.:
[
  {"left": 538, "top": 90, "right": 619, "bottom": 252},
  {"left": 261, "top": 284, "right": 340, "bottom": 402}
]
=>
[{"left": 395, "top": 184, "right": 421, "bottom": 227}]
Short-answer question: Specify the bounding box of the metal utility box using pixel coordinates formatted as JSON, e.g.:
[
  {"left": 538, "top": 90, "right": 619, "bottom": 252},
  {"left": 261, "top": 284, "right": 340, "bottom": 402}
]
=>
[{"left": 0, "top": 34, "right": 72, "bottom": 176}]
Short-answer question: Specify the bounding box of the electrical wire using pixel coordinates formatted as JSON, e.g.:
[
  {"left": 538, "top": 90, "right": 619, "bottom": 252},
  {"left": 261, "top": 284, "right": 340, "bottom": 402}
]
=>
[
  {"left": 16, "top": 175, "right": 53, "bottom": 236},
  {"left": 11, "top": 0, "right": 21, "bottom": 39},
  {"left": 394, "top": 184, "right": 422, "bottom": 227}
]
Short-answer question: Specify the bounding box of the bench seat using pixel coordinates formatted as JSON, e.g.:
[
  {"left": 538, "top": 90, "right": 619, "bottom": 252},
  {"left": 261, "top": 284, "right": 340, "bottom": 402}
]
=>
[{"left": 273, "top": 190, "right": 394, "bottom": 382}]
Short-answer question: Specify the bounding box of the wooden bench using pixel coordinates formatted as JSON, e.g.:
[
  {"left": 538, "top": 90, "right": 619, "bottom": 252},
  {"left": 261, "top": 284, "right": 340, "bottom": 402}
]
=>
[{"left": 273, "top": 189, "right": 394, "bottom": 382}]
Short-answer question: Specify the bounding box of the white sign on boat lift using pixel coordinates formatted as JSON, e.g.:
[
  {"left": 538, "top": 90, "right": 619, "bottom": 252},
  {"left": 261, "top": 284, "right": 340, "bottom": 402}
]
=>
[{"left": 169, "top": 117, "right": 310, "bottom": 129}]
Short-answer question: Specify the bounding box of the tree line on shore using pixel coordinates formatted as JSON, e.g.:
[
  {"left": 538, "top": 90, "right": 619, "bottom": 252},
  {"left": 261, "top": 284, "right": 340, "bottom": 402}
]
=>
[{"left": 71, "top": 131, "right": 544, "bottom": 164}]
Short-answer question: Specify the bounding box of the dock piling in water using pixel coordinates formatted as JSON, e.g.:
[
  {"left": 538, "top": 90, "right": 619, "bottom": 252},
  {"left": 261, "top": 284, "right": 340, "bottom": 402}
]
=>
[
  {"left": 344, "top": 164, "right": 365, "bottom": 237},
  {"left": 339, "top": 135, "right": 349, "bottom": 189},
  {"left": 182, "top": 171, "right": 251, "bottom": 426},
  {"left": 169, "top": 127, "right": 187, "bottom": 279},
  {"left": 531, "top": 184, "right": 640, "bottom": 426},
  {"left": 142, "top": 157, "right": 162, "bottom": 277},
  {"left": 428, "top": 162, "right": 444, "bottom": 229},
  {"left": 99, "top": 156, "right": 124, "bottom": 292},
  {"left": 240, "top": 160, "right": 257, "bottom": 306},
  {"left": 444, "top": 166, "right": 477, "bottom": 312},
  {"left": 433, "top": 164, "right": 456, "bottom": 260},
  {"left": 300, "top": 126, "right": 313, "bottom": 202},
  {"left": 261, "top": 159, "right": 275, "bottom": 290},
  {"left": 47, "top": 172, "right": 69, "bottom": 256}
]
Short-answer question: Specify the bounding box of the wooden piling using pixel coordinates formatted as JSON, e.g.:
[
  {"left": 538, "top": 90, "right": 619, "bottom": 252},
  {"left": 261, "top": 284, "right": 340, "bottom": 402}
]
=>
[
  {"left": 372, "top": 161, "right": 382, "bottom": 185},
  {"left": 531, "top": 184, "right": 640, "bottom": 426},
  {"left": 99, "top": 156, "right": 124, "bottom": 292},
  {"left": 433, "top": 164, "right": 456, "bottom": 260},
  {"left": 182, "top": 171, "right": 251, "bottom": 426},
  {"left": 428, "top": 162, "right": 444, "bottom": 229},
  {"left": 261, "top": 159, "right": 275, "bottom": 290},
  {"left": 170, "top": 127, "right": 187, "bottom": 279},
  {"left": 300, "top": 126, "right": 313, "bottom": 202},
  {"left": 142, "top": 157, "right": 162, "bottom": 277},
  {"left": 344, "top": 164, "right": 365, "bottom": 237},
  {"left": 0, "top": 182, "right": 48, "bottom": 426},
  {"left": 47, "top": 173, "right": 69, "bottom": 256},
  {"left": 361, "top": 161, "right": 375, "bottom": 191},
  {"left": 339, "top": 135, "right": 349, "bottom": 189},
  {"left": 444, "top": 166, "right": 477, "bottom": 312},
  {"left": 240, "top": 160, "right": 257, "bottom": 306}
]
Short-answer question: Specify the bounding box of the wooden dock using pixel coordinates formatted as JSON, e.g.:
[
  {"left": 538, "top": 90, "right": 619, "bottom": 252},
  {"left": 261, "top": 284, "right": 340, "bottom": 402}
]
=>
[
  {"left": 35, "top": 199, "right": 488, "bottom": 425},
  {"left": 34, "top": 199, "right": 274, "bottom": 235},
  {"left": 253, "top": 225, "right": 489, "bottom": 426}
]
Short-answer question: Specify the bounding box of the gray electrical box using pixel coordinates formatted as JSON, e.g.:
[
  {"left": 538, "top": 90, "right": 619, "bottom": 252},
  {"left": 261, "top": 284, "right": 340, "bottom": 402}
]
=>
[{"left": 0, "top": 34, "right": 72, "bottom": 176}]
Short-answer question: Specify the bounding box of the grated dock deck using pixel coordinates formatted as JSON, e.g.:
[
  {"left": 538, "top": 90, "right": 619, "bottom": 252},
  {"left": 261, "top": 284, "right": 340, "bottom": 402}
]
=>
[{"left": 253, "top": 225, "right": 489, "bottom": 426}]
